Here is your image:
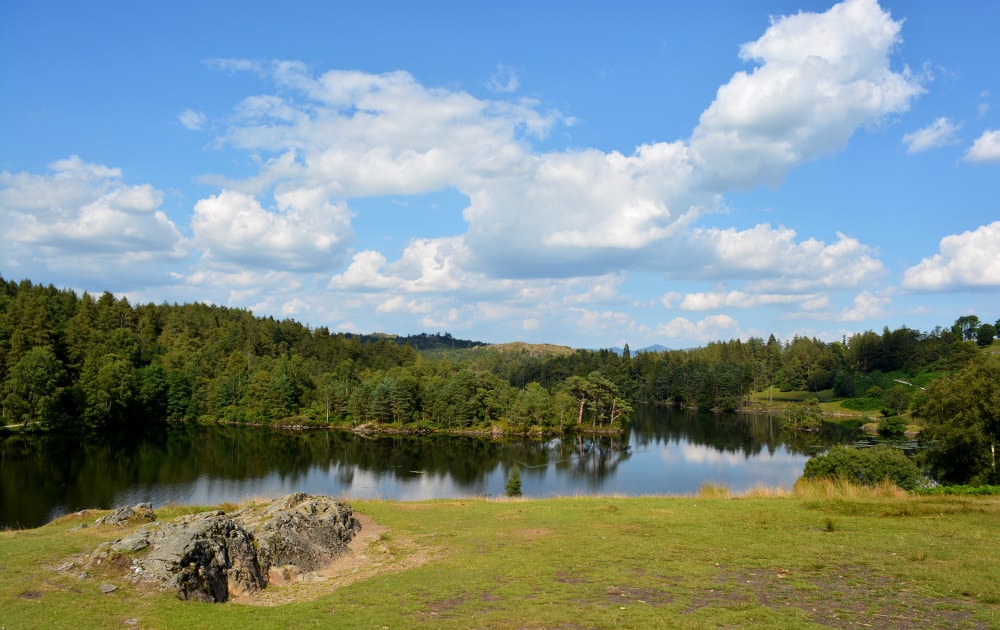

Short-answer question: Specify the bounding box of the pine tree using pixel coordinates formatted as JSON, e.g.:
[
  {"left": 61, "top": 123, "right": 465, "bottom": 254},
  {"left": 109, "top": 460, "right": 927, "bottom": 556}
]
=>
[{"left": 505, "top": 464, "right": 522, "bottom": 497}]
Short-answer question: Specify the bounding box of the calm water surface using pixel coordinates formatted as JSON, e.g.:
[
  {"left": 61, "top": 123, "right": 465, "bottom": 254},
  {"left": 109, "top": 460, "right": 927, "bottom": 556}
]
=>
[{"left": 1, "top": 406, "right": 857, "bottom": 529}]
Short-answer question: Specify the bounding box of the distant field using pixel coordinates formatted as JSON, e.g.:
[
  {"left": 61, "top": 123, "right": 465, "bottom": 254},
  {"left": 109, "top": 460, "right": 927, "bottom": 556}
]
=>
[{"left": 753, "top": 387, "right": 837, "bottom": 403}]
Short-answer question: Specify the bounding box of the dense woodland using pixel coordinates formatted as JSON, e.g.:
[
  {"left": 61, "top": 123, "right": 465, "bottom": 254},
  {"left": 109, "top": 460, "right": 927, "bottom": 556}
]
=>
[{"left": 1, "top": 277, "right": 997, "bottom": 444}]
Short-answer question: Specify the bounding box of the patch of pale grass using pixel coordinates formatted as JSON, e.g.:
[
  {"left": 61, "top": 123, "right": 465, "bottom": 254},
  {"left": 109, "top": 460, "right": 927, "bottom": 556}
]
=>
[
  {"left": 740, "top": 484, "right": 792, "bottom": 498},
  {"left": 490, "top": 495, "right": 530, "bottom": 503},
  {"left": 697, "top": 482, "right": 732, "bottom": 498},
  {"left": 793, "top": 476, "right": 908, "bottom": 499},
  {"left": 694, "top": 483, "right": 791, "bottom": 499}
]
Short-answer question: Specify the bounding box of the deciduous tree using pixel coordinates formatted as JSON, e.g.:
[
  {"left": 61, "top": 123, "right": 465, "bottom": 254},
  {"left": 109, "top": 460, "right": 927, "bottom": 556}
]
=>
[{"left": 913, "top": 354, "right": 1000, "bottom": 484}]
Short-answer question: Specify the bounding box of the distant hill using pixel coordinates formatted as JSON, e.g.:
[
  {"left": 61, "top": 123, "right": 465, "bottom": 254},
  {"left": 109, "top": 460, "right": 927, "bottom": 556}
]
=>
[
  {"left": 468, "top": 341, "right": 577, "bottom": 358},
  {"left": 355, "top": 332, "right": 488, "bottom": 352},
  {"left": 637, "top": 344, "right": 671, "bottom": 354},
  {"left": 608, "top": 344, "right": 672, "bottom": 356}
]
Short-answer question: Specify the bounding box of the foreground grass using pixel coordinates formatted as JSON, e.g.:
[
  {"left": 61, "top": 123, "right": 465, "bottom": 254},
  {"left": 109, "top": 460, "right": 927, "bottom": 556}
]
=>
[{"left": 2, "top": 484, "right": 998, "bottom": 629}]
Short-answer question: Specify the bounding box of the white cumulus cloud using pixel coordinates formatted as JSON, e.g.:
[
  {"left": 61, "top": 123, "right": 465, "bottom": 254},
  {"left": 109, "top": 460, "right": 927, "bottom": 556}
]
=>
[
  {"left": 656, "top": 314, "right": 740, "bottom": 344},
  {"left": 691, "top": 0, "right": 922, "bottom": 189},
  {"left": 678, "top": 290, "right": 818, "bottom": 311},
  {"left": 689, "top": 225, "right": 884, "bottom": 290},
  {"left": 191, "top": 188, "right": 351, "bottom": 272},
  {"left": 0, "top": 156, "right": 186, "bottom": 287},
  {"left": 964, "top": 129, "right": 1000, "bottom": 163},
  {"left": 902, "top": 221, "right": 1000, "bottom": 290},
  {"left": 839, "top": 290, "right": 890, "bottom": 321}
]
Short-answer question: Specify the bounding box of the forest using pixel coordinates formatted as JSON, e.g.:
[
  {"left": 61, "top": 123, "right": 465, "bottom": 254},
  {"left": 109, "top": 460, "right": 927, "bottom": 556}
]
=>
[{"left": 1, "top": 276, "right": 997, "bottom": 448}]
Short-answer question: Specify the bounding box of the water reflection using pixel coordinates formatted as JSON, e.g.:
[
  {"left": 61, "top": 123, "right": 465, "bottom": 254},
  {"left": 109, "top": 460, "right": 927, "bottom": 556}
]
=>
[{"left": 1, "top": 406, "right": 857, "bottom": 529}]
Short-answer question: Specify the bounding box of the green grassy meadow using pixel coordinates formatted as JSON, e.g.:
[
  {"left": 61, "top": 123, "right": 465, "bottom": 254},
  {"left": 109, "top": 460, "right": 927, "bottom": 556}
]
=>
[{"left": 2, "top": 485, "right": 998, "bottom": 629}]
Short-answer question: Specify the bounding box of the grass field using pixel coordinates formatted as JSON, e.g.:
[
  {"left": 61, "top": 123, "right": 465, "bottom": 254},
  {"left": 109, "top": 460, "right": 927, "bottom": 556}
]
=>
[{"left": 2, "top": 483, "right": 998, "bottom": 629}]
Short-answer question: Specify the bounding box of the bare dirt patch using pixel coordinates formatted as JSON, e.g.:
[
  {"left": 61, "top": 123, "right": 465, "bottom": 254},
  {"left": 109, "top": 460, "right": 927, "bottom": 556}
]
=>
[
  {"left": 231, "top": 512, "right": 432, "bottom": 607},
  {"left": 604, "top": 584, "right": 676, "bottom": 607}
]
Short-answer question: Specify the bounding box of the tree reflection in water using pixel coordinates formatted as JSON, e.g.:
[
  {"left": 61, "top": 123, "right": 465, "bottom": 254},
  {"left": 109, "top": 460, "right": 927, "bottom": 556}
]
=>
[{"left": 1, "top": 406, "right": 857, "bottom": 529}]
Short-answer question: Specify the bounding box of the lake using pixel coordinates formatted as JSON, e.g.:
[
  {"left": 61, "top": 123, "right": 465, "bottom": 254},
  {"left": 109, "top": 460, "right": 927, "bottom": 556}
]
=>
[{"left": 0, "top": 406, "right": 858, "bottom": 529}]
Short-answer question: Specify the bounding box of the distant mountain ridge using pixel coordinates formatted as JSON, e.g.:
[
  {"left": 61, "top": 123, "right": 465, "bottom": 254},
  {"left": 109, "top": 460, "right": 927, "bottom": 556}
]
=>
[
  {"left": 609, "top": 344, "right": 672, "bottom": 356},
  {"left": 365, "top": 333, "right": 670, "bottom": 356}
]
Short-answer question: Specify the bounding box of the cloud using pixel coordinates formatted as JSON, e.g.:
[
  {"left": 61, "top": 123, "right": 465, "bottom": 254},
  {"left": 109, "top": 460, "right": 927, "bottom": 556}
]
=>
[
  {"left": 677, "top": 290, "right": 820, "bottom": 311},
  {"left": 200, "top": 0, "right": 912, "bottom": 288},
  {"left": 215, "top": 65, "right": 563, "bottom": 197},
  {"left": 204, "top": 57, "right": 264, "bottom": 74},
  {"left": 656, "top": 314, "right": 740, "bottom": 344},
  {"left": 486, "top": 64, "right": 519, "bottom": 93},
  {"left": 690, "top": 225, "right": 884, "bottom": 290},
  {"left": 902, "top": 117, "right": 961, "bottom": 153},
  {"left": 0, "top": 156, "right": 186, "bottom": 287},
  {"left": 328, "top": 250, "right": 396, "bottom": 291},
  {"left": 691, "top": 0, "right": 922, "bottom": 189},
  {"left": 462, "top": 141, "right": 701, "bottom": 278},
  {"left": 839, "top": 290, "right": 890, "bottom": 321},
  {"left": 191, "top": 187, "right": 352, "bottom": 272},
  {"left": 902, "top": 221, "right": 1000, "bottom": 290},
  {"left": 178, "top": 109, "right": 207, "bottom": 131},
  {"left": 570, "top": 308, "right": 640, "bottom": 344},
  {"left": 977, "top": 90, "right": 991, "bottom": 117},
  {"left": 376, "top": 296, "right": 431, "bottom": 314},
  {"left": 330, "top": 237, "right": 474, "bottom": 294},
  {"left": 964, "top": 129, "right": 1000, "bottom": 163},
  {"left": 660, "top": 291, "right": 683, "bottom": 309}
]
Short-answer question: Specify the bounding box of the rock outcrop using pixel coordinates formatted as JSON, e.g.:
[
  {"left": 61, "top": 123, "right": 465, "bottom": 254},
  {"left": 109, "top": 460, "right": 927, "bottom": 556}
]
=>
[
  {"left": 86, "top": 493, "right": 361, "bottom": 602},
  {"left": 94, "top": 502, "right": 156, "bottom": 526}
]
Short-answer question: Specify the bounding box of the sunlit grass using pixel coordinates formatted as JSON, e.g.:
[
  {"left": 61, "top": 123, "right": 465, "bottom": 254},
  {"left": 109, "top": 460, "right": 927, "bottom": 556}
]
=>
[{"left": 3, "top": 488, "right": 998, "bottom": 628}]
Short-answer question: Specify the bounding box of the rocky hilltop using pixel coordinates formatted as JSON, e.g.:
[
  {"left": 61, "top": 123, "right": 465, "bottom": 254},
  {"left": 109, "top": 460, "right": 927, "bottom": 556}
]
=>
[{"left": 83, "top": 493, "right": 361, "bottom": 602}]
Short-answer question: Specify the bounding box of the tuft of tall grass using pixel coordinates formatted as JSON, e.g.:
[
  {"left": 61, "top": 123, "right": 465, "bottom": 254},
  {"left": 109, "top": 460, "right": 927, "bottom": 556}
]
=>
[
  {"left": 741, "top": 484, "right": 792, "bottom": 498},
  {"left": 793, "top": 476, "right": 908, "bottom": 499},
  {"left": 696, "top": 482, "right": 732, "bottom": 498}
]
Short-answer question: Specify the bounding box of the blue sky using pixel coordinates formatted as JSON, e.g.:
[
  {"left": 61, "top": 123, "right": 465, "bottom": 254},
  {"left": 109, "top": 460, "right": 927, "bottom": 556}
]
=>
[{"left": 1, "top": 0, "right": 998, "bottom": 349}]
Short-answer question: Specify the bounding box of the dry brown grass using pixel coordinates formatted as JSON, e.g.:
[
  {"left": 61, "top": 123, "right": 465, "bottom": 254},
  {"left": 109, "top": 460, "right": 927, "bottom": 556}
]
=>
[
  {"left": 696, "top": 482, "right": 732, "bottom": 498},
  {"left": 793, "top": 476, "right": 909, "bottom": 499},
  {"left": 740, "top": 483, "right": 792, "bottom": 498}
]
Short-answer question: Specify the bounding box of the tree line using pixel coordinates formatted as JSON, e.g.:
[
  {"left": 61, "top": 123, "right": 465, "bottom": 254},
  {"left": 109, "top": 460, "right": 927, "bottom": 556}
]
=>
[{"left": 1, "top": 276, "right": 996, "bottom": 440}]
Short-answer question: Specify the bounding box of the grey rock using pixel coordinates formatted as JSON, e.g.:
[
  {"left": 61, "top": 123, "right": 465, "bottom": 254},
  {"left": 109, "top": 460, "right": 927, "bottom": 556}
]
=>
[
  {"left": 95, "top": 503, "right": 155, "bottom": 527},
  {"left": 100, "top": 583, "right": 117, "bottom": 594},
  {"left": 111, "top": 534, "right": 150, "bottom": 553},
  {"left": 89, "top": 494, "right": 361, "bottom": 603},
  {"left": 236, "top": 492, "right": 361, "bottom": 577}
]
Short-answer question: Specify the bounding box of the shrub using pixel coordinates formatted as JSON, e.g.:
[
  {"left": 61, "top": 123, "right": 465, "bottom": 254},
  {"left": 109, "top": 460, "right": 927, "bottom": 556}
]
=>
[
  {"left": 802, "top": 445, "right": 922, "bottom": 491},
  {"left": 913, "top": 485, "right": 1000, "bottom": 496},
  {"left": 832, "top": 371, "right": 856, "bottom": 398},
  {"left": 841, "top": 397, "right": 883, "bottom": 411},
  {"left": 877, "top": 416, "right": 907, "bottom": 439}
]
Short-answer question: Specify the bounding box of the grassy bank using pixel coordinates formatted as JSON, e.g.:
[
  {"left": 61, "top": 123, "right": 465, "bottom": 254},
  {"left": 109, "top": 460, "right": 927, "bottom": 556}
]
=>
[{"left": 2, "top": 484, "right": 998, "bottom": 629}]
